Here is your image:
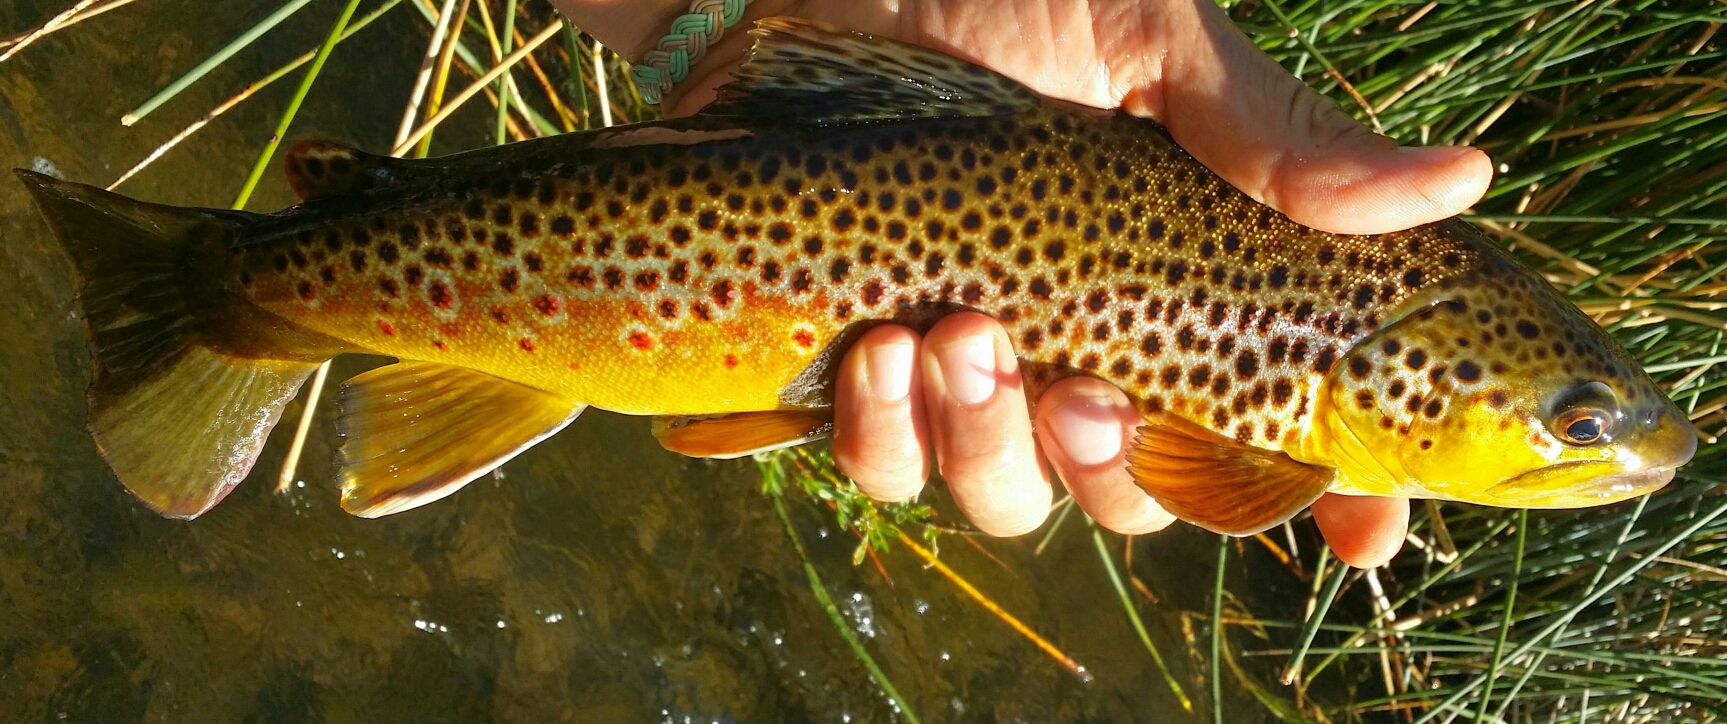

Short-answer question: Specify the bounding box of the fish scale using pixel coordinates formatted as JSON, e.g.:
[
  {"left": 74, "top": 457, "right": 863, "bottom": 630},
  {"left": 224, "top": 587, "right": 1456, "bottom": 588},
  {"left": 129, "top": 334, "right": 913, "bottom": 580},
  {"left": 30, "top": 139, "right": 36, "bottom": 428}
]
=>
[
  {"left": 246, "top": 110, "right": 1479, "bottom": 451},
  {"left": 16, "top": 17, "right": 1695, "bottom": 527}
]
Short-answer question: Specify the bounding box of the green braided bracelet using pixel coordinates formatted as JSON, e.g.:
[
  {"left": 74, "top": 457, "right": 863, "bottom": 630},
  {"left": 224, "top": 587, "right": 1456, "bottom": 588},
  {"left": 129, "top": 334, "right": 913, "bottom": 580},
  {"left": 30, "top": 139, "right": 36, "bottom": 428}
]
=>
[{"left": 630, "top": 0, "right": 753, "bottom": 104}]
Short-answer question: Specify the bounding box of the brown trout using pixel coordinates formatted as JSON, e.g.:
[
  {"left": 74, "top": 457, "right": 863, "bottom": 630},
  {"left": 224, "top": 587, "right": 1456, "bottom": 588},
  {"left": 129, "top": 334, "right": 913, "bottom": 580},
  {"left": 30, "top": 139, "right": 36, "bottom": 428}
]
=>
[{"left": 17, "top": 18, "right": 1695, "bottom": 532}]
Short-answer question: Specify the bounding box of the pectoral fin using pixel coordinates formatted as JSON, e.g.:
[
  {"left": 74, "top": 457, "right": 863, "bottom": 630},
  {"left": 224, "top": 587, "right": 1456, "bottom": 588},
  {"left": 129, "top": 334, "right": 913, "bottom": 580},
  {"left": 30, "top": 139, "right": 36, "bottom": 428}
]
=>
[
  {"left": 1124, "top": 413, "right": 1334, "bottom": 536},
  {"left": 652, "top": 410, "right": 833, "bottom": 459},
  {"left": 336, "top": 361, "right": 584, "bottom": 517}
]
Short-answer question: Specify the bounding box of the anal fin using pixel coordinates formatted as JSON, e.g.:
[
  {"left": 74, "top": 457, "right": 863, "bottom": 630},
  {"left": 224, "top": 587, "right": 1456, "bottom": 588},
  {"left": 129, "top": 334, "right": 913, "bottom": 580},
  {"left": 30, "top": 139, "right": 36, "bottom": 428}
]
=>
[
  {"left": 1125, "top": 413, "right": 1334, "bottom": 536},
  {"left": 652, "top": 410, "right": 833, "bottom": 459},
  {"left": 337, "top": 361, "right": 584, "bottom": 517}
]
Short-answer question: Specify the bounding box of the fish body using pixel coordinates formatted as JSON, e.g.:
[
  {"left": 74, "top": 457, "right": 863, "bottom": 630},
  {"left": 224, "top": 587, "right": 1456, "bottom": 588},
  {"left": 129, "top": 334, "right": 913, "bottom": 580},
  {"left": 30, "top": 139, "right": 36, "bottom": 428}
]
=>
[{"left": 17, "top": 18, "right": 1695, "bottom": 529}]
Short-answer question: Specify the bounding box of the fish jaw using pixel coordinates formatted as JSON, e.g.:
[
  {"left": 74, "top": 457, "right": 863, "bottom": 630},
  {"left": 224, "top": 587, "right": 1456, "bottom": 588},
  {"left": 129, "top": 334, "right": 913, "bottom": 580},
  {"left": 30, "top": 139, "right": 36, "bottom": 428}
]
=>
[{"left": 1486, "top": 462, "right": 1675, "bottom": 507}]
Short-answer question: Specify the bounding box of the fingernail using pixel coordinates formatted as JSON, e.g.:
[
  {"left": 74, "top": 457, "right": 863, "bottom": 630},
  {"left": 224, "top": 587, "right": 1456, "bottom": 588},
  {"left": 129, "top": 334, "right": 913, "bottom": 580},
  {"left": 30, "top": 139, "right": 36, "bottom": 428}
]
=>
[
  {"left": 1397, "top": 145, "right": 1475, "bottom": 166},
  {"left": 865, "top": 341, "right": 914, "bottom": 403},
  {"left": 936, "top": 335, "right": 997, "bottom": 406},
  {"left": 1048, "top": 394, "right": 1124, "bottom": 467}
]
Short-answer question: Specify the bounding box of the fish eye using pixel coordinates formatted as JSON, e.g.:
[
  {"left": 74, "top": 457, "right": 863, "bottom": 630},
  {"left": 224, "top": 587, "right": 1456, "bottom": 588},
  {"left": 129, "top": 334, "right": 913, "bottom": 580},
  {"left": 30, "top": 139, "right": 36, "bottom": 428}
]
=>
[
  {"left": 1549, "top": 382, "right": 1619, "bottom": 446},
  {"left": 1556, "top": 409, "right": 1610, "bottom": 445}
]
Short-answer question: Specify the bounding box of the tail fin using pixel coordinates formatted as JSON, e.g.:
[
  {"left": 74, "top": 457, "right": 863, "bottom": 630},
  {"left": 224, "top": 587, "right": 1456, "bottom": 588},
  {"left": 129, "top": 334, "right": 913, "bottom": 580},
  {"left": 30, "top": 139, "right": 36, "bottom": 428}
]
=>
[{"left": 16, "top": 170, "right": 321, "bottom": 519}]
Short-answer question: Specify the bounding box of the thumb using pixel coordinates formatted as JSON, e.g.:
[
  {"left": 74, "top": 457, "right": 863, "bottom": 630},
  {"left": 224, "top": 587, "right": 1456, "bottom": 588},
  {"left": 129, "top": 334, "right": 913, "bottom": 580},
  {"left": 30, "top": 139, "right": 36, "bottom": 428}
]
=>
[{"left": 1113, "top": 0, "right": 1492, "bottom": 235}]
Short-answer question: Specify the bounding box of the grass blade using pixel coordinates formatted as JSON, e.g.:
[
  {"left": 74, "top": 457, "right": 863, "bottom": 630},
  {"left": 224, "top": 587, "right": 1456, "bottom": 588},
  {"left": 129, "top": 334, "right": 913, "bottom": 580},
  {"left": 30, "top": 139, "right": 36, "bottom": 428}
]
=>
[
  {"left": 411, "top": 0, "right": 470, "bottom": 157},
  {"left": 1090, "top": 524, "right": 1191, "bottom": 711},
  {"left": 894, "top": 526, "right": 1093, "bottom": 683},
  {"left": 392, "top": 21, "right": 560, "bottom": 155},
  {"left": 0, "top": 0, "right": 98, "bottom": 62},
  {"left": 1210, "top": 534, "right": 1227, "bottom": 724},
  {"left": 562, "top": 20, "right": 588, "bottom": 128},
  {"left": 592, "top": 40, "right": 613, "bottom": 128},
  {"left": 272, "top": 360, "right": 329, "bottom": 494},
  {"left": 494, "top": 0, "right": 517, "bottom": 145},
  {"left": 1472, "top": 509, "right": 1527, "bottom": 723},
  {"left": 1409, "top": 497, "right": 1727, "bottom": 724},
  {"left": 121, "top": 0, "right": 317, "bottom": 126},
  {"left": 1281, "top": 558, "right": 1348, "bottom": 685},
  {"left": 231, "top": 0, "right": 365, "bottom": 210},
  {"left": 0, "top": 0, "right": 138, "bottom": 53},
  {"left": 1033, "top": 496, "right": 1075, "bottom": 556},
  {"left": 768, "top": 489, "right": 921, "bottom": 724},
  {"left": 396, "top": 0, "right": 459, "bottom": 150},
  {"left": 403, "top": 0, "right": 557, "bottom": 136},
  {"left": 106, "top": 0, "right": 406, "bottom": 191}
]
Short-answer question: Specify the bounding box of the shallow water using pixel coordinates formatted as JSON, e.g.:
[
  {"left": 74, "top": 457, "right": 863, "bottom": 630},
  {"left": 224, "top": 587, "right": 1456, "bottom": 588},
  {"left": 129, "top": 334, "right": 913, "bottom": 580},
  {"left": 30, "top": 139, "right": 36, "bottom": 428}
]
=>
[{"left": 0, "top": 1, "right": 1314, "bottom": 720}]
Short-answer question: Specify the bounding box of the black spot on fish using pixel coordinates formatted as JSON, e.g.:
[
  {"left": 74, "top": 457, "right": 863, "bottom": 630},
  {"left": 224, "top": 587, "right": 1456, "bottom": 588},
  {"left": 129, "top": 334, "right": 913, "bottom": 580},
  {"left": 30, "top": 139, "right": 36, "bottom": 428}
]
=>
[
  {"left": 1314, "top": 347, "right": 1337, "bottom": 374},
  {"left": 1236, "top": 352, "right": 1259, "bottom": 378}
]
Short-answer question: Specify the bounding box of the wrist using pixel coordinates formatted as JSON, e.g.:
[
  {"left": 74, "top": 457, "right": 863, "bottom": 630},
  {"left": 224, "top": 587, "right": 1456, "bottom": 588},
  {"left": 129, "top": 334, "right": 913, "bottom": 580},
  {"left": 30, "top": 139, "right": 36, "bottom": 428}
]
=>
[
  {"left": 550, "top": 0, "right": 796, "bottom": 116},
  {"left": 545, "top": 0, "right": 689, "bottom": 57}
]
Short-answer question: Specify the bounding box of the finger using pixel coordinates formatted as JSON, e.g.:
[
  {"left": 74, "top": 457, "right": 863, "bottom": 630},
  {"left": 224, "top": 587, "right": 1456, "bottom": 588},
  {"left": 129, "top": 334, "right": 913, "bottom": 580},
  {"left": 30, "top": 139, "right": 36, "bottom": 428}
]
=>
[
  {"left": 1311, "top": 494, "right": 1409, "bottom": 568},
  {"left": 1108, "top": 1, "right": 1493, "bottom": 235},
  {"left": 831, "top": 325, "right": 930, "bottom": 502},
  {"left": 921, "top": 312, "right": 1051, "bottom": 536},
  {"left": 1035, "top": 377, "right": 1175, "bottom": 535}
]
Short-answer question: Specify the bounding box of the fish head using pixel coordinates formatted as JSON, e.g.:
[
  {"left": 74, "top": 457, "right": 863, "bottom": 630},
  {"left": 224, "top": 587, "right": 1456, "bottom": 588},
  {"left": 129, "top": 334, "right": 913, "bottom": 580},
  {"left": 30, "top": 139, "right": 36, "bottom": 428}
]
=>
[{"left": 1313, "top": 269, "right": 1695, "bottom": 509}]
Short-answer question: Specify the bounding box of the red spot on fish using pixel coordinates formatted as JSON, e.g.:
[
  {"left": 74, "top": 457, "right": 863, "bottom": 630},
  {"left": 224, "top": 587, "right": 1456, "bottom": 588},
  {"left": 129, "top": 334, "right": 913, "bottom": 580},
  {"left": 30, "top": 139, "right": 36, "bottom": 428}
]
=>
[
  {"left": 298, "top": 282, "right": 315, "bottom": 301},
  {"left": 433, "top": 340, "right": 449, "bottom": 352},
  {"left": 568, "top": 362, "right": 581, "bottom": 371},
  {"left": 793, "top": 330, "right": 815, "bottom": 348},
  {"left": 533, "top": 295, "right": 560, "bottom": 316},
  {"left": 377, "top": 320, "right": 397, "bottom": 336},
  {"left": 630, "top": 332, "right": 653, "bottom": 350},
  {"left": 491, "top": 306, "right": 509, "bottom": 324},
  {"left": 724, "top": 354, "right": 740, "bottom": 368},
  {"left": 519, "top": 338, "right": 536, "bottom": 353}
]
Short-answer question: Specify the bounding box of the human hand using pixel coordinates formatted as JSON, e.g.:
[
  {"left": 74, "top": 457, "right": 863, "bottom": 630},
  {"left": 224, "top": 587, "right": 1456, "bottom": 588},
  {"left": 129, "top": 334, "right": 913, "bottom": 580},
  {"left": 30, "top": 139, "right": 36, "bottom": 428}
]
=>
[{"left": 551, "top": 0, "right": 1492, "bottom": 568}]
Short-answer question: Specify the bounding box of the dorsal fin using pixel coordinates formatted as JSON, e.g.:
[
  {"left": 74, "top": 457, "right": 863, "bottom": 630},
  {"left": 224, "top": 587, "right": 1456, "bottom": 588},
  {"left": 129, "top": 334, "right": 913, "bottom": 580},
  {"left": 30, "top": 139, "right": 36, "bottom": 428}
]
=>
[
  {"left": 282, "top": 140, "right": 404, "bottom": 200},
  {"left": 701, "top": 17, "right": 1042, "bottom": 124}
]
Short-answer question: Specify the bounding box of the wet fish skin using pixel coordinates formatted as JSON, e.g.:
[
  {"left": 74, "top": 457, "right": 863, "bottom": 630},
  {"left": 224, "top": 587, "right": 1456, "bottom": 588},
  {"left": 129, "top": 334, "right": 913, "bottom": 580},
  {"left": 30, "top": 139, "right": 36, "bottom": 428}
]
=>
[
  {"left": 16, "top": 17, "right": 1695, "bottom": 529},
  {"left": 247, "top": 108, "right": 1432, "bottom": 430}
]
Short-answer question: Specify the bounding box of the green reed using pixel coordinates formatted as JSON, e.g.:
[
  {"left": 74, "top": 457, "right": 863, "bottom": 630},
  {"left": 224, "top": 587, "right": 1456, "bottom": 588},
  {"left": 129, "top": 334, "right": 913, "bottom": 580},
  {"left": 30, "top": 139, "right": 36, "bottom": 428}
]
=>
[{"left": 1221, "top": 0, "right": 1727, "bottom": 719}]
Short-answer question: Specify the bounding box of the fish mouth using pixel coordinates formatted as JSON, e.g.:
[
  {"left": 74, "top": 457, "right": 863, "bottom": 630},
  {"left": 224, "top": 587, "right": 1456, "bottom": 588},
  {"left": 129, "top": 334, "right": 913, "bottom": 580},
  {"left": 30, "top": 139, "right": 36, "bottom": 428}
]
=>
[{"left": 1488, "top": 462, "right": 1677, "bottom": 508}]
